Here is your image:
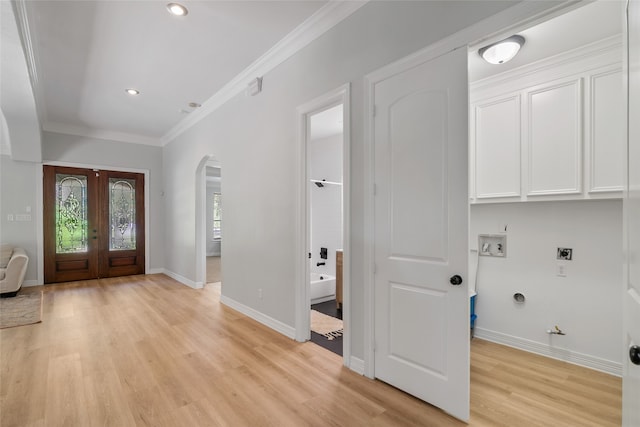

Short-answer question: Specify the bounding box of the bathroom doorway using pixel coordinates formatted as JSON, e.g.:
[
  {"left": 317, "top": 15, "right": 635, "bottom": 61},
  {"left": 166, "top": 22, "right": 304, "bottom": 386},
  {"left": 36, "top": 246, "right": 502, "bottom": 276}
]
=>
[
  {"left": 308, "top": 104, "right": 344, "bottom": 356},
  {"left": 296, "top": 85, "right": 351, "bottom": 362}
]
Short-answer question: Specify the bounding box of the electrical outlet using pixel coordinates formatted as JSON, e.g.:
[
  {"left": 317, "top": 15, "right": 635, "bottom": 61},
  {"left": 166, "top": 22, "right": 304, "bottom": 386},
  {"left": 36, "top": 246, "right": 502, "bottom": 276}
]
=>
[
  {"left": 557, "top": 264, "right": 567, "bottom": 277},
  {"left": 7, "top": 214, "right": 13, "bottom": 221}
]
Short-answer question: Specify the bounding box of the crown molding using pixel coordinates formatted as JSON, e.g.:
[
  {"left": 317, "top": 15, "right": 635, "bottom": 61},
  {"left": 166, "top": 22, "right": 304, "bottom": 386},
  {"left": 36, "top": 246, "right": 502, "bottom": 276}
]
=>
[
  {"left": 43, "top": 121, "right": 162, "bottom": 147},
  {"left": 160, "top": 0, "right": 368, "bottom": 146},
  {"left": 13, "top": 0, "right": 47, "bottom": 126}
]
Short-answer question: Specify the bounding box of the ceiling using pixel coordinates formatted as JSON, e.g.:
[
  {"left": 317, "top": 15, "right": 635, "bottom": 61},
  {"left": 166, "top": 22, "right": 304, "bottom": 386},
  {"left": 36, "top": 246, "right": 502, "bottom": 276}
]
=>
[
  {"left": 469, "top": 0, "right": 624, "bottom": 82},
  {"left": 6, "top": 1, "right": 624, "bottom": 149},
  {"left": 19, "top": 0, "right": 327, "bottom": 145}
]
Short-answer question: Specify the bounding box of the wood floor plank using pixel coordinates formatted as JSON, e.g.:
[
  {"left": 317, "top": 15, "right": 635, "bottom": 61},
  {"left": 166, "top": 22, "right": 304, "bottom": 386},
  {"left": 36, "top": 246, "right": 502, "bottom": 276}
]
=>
[{"left": 0, "top": 275, "right": 622, "bottom": 426}]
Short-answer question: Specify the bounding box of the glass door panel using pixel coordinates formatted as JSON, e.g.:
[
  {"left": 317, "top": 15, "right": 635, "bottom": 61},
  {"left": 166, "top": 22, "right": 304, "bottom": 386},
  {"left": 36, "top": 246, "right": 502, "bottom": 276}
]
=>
[
  {"left": 56, "top": 174, "right": 89, "bottom": 253},
  {"left": 109, "top": 178, "right": 137, "bottom": 251}
]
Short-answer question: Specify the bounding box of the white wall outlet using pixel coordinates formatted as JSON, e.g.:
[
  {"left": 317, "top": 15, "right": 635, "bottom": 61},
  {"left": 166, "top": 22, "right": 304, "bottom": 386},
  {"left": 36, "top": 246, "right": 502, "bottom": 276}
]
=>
[
  {"left": 557, "top": 263, "right": 567, "bottom": 277},
  {"left": 7, "top": 214, "right": 13, "bottom": 221}
]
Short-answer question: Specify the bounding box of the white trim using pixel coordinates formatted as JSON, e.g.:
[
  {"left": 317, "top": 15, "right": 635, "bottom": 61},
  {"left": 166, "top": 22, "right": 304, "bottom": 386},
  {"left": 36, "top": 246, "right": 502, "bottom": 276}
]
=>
[
  {"left": 43, "top": 122, "right": 161, "bottom": 147},
  {"left": 474, "top": 329, "right": 622, "bottom": 377},
  {"left": 221, "top": 295, "right": 296, "bottom": 340},
  {"left": 13, "top": 0, "right": 47, "bottom": 126},
  {"left": 22, "top": 280, "right": 39, "bottom": 287},
  {"left": 147, "top": 268, "right": 164, "bottom": 275},
  {"left": 349, "top": 357, "right": 365, "bottom": 376},
  {"left": 39, "top": 161, "right": 152, "bottom": 280},
  {"left": 295, "top": 84, "right": 351, "bottom": 367},
  {"left": 35, "top": 165, "right": 43, "bottom": 285},
  {"left": 161, "top": 1, "right": 366, "bottom": 146},
  {"left": 362, "top": 0, "right": 590, "bottom": 383},
  {"left": 163, "top": 269, "right": 204, "bottom": 290}
]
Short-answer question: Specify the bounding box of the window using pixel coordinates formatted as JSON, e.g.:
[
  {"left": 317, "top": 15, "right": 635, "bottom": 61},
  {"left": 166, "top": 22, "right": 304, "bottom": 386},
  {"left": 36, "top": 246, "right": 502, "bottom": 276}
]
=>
[{"left": 213, "top": 193, "right": 222, "bottom": 240}]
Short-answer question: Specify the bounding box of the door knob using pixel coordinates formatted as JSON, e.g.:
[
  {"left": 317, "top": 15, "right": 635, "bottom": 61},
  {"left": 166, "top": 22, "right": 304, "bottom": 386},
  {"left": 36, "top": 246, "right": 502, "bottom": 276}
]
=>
[
  {"left": 631, "top": 345, "right": 640, "bottom": 366},
  {"left": 449, "top": 275, "right": 463, "bottom": 285}
]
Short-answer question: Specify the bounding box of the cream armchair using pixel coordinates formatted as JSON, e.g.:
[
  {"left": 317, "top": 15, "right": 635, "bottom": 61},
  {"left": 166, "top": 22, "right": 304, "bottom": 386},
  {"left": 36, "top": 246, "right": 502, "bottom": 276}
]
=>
[{"left": 0, "top": 248, "right": 29, "bottom": 297}]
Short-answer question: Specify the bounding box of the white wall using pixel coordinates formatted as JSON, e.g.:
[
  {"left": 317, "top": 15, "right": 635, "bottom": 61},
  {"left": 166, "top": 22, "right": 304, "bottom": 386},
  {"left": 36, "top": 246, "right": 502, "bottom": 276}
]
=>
[
  {"left": 310, "top": 133, "right": 343, "bottom": 277},
  {"left": 0, "top": 155, "right": 40, "bottom": 283},
  {"left": 161, "top": 1, "right": 524, "bottom": 359},
  {"left": 471, "top": 200, "right": 623, "bottom": 373},
  {"left": 42, "top": 131, "right": 165, "bottom": 272}
]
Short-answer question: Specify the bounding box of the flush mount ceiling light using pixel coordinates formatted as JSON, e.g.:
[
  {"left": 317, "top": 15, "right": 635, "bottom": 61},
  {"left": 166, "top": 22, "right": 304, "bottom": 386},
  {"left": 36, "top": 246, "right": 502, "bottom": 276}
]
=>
[
  {"left": 125, "top": 88, "right": 140, "bottom": 95},
  {"left": 167, "top": 3, "right": 188, "bottom": 16},
  {"left": 478, "top": 35, "right": 525, "bottom": 65}
]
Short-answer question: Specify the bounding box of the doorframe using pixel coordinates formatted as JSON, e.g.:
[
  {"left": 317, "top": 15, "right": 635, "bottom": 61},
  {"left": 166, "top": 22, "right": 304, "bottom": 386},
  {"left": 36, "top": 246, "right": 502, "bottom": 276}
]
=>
[
  {"left": 362, "top": 0, "right": 588, "bottom": 380},
  {"left": 196, "top": 156, "right": 221, "bottom": 288},
  {"left": 38, "top": 161, "right": 151, "bottom": 284},
  {"left": 295, "top": 84, "right": 351, "bottom": 365}
]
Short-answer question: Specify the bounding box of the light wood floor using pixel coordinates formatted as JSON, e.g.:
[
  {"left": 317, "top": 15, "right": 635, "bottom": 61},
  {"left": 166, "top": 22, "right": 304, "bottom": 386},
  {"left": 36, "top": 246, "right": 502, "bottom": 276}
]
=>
[
  {"left": 206, "top": 256, "right": 221, "bottom": 284},
  {"left": 0, "top": 275, "right": 621, "bottom": 426}
]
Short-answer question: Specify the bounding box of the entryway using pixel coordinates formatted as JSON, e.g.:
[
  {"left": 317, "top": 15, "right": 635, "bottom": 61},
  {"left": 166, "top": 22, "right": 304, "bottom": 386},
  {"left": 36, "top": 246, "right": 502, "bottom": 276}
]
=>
[
  {"left": 296, "top": 85, "right": 351, "bottom": 362},
  {"left": 206, "top": 164, "right": 222, "bottom": 284},
  {"left": 43, "top": 165, "right": 145, "bottom": 283}
]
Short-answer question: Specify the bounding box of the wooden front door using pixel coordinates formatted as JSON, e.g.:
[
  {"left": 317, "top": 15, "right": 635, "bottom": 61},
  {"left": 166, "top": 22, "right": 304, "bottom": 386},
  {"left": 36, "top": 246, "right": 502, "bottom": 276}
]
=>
[{"left": 44, "top": 166, "right": 145, "bottom": 283}]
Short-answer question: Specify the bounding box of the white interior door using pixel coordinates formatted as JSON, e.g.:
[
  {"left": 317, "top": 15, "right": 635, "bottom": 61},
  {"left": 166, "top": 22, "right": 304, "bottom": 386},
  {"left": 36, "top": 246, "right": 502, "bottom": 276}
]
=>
[
  {"left": 373, "top": 48, "right": 469, "bottom": 422},
  {"left": 623, "top": 0, "right": 640, "bottom": 424}
]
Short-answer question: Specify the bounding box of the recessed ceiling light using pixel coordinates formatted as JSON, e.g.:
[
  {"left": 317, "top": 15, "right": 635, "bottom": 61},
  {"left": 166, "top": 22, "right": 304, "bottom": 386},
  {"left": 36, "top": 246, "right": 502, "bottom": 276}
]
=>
[
  {"left": 167, "top": 3, "right": 188, "bottom": 16},
  {"left": 188, "top": 102, "right": 201, "bottom": 108},
  {"left": 125, "top": 88, "right": 140, "bottom": 95},
  {"left": 478, "top": 35, "right": 525, "bottom": 65}
]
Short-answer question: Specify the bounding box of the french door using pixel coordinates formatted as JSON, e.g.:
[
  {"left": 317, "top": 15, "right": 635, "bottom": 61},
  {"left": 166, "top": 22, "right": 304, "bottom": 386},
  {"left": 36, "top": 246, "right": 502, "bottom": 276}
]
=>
[{"left": 43, "top": 165, "right": 145, "bottom": 283}]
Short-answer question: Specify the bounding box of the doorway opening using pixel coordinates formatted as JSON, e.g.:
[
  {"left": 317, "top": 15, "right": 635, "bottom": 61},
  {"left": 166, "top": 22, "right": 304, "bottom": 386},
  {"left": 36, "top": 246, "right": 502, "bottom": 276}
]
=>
[
  {"left": 467, "top": 0, "right": 624, "bottom": 381},
  {"left": 295, "top": 84, "right": 351, "bottom": 362},
  {"left": 206, "top": 165, "right": 222, "bottom": 285},
  {"left": 308, "top": 104, "right": 344, "bottom": 356}
]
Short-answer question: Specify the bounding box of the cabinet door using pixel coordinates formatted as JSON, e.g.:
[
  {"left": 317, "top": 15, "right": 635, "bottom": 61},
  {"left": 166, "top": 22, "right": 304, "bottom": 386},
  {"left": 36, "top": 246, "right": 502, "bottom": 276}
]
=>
[
  {"left": 527, "top": 78, "right": 582, "bottom": 196},
  {"left": 473, "top": 95, "right": 521, "bottom": 199},
  {"left": 589, "top": 68, "right": 624, "bottom": 193}
]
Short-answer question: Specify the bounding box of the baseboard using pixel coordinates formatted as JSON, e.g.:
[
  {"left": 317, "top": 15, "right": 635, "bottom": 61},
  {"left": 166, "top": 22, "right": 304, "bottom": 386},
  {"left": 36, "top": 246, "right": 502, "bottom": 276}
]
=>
[
  {"left": 161, "top": 269, "right": 204, "bottom": 289},
  {"left": 349, "top": 356, "right": 365, "bottom": 375},
  {"left": 147, "top": 268, "right": 164, "bottom": 275},
  {"left": 474, "top": 328, "right": 622, "bottom": 377},
  {"left": 22, "top": 280, "right": 40, "bottom": 287},
  {"left": 220, "top": 295, "right": 296, "bottom": 340}
]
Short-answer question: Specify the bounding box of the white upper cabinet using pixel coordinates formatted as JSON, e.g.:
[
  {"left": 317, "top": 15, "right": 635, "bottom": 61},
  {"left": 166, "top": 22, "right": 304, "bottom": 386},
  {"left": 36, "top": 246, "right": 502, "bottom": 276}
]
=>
[
  {"left": 470, "top": 37, "right": 623, "bottom": 203},
  {"left": 588, "top": 68, "right": 624, "bottom": 193},
  {"left": 527, "top": 78, "right": 582, "bottom": 196},
  {"left": 473, "top": 95, "right": 521, "bottom": 199}
]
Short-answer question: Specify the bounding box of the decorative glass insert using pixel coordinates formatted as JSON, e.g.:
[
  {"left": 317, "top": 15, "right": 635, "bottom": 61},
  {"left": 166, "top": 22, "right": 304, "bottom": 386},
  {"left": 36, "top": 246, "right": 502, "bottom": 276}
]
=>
[
  {"left": 56, "top": 174, "right": 88, "bottom": 253},
  {"left": 213, "top": 193, "right": 222, "bottom": 240},
  {"left": 109, "top": 178, "right": 136, "bottom": 250}
]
